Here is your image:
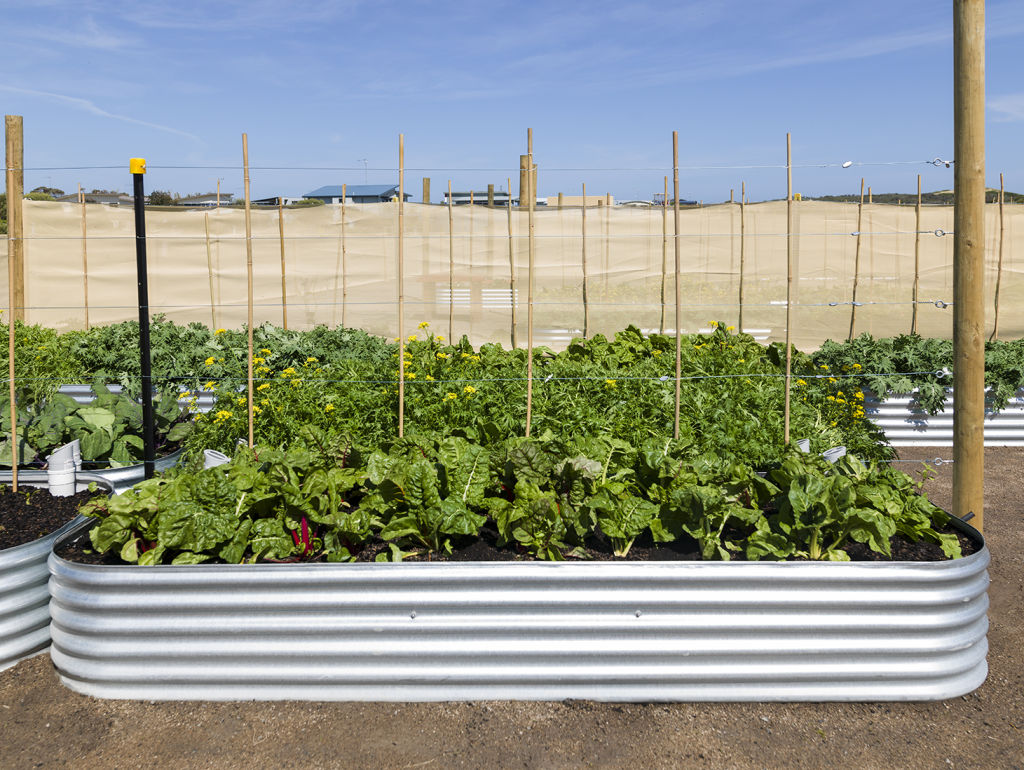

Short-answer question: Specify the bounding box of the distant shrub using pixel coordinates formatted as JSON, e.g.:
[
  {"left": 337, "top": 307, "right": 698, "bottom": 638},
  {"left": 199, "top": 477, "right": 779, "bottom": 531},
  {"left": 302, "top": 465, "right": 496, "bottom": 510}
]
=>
[{"left": 289, "top": 198, "right": 325, "bottom": 208}]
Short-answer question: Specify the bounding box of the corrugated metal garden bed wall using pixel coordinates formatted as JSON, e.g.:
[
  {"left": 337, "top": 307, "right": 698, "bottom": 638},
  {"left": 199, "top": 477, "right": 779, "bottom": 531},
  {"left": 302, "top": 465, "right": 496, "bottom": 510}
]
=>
[
  {"left": 865, "top": 387, "right": 1024, "bottom": 446},
  {"left": 0, "top": 472, "right": 113, "bottom": 672},
  {"left": 48, "top": 518, "right": 989, "bottom": 703}
]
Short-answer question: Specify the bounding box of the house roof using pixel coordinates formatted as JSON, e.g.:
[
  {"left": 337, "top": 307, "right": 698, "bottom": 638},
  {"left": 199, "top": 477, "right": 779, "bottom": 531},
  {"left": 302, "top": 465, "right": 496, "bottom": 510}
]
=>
[{"left": 304, "top": 184, "right": 399, "bottom": 198}]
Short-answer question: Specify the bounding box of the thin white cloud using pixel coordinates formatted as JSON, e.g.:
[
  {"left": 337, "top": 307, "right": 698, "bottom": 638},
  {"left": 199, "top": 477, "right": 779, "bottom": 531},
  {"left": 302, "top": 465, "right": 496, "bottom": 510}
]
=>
[
  {"left": 989, "top": 94, "right": 1024, "bottom": 122},
  {"left": 0, "top": 84, "right": 201, "bottom": 142}
]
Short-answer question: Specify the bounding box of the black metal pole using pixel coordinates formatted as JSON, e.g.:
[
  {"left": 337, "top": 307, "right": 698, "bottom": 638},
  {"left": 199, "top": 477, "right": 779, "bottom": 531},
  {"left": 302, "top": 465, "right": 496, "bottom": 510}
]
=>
[{"left": 131, "top": 160, "right": 155, "bottom": 480}]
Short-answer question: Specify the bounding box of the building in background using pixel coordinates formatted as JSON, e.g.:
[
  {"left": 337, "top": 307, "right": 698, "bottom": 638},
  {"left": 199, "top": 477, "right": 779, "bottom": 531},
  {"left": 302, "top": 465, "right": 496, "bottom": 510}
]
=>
[
  {"left": 303, "top": 184, "right": 412, "bottom": 204},
  {"left": 442, "top": 190, "right": 515, "bottom": 206}
]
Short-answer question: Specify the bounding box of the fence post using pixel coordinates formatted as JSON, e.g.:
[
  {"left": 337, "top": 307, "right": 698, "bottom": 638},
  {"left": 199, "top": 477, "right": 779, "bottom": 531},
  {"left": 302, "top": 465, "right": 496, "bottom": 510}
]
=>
[
  {"left": 990, "top": 173, "right": 1005, "bottom": 341},
  {"left": 848, "top": 178, "right": 865, "bottom": 339},
  {"left": 784, "top": 133, "right": 793, "bottom": 445},
  {"left": 739, "top": 181, "right": 746, "bottom": 333},
  {"left": 398, "top": 135, "right": 406, "bottom": 438},
  {"left": 672, "top": 132, "right": 682, "bottom": 440},
  {"left": 204, "top": 213, "right": 216, "bottom": 329},
  {"left": 525, "top": 129, "right": 535, "bottom": 437},
  {"left": 79, "top": 184, "right": 90, "bottom": 329},
  {"left": 448, "top": 179, "right": 454, "bottom": 341},
  {"left": 241, "top": 136, "right": 255, "bottom": 450},
  {"left": 912, "top": 175, "right": 921, "bottom": 334},
  {"left": 278, "top": 197, "right": 288, "bottom": 329},
  {"left": 4, "top": 116, "right": 21, "bottom": 488},
  {"left": 507, "top": 177, "right": 517, "bottom": 348},
  {"left": 341, "top": 184, "right": 348, "bottom": 328},
  {"left": 4, "top": 115, "right": 24, "bottom": 323},
  {"left": 130, "top": 157, "right": 156, "bottom": 479},
  {"left": 582, "top": 181, "right": 589, "bottom": 338},
  {"left": 952, "top": 0, "right": 985, "bottom": 531},
  {"left": 422, "top": 177, "right": 430, "bottom": 205}
]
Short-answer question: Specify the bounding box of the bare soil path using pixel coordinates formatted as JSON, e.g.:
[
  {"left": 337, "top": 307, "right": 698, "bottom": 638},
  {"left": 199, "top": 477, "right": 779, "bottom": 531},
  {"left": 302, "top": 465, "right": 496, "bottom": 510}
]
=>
[{"left": 2, "top": 447, "right": 1022, "bottom": 769}]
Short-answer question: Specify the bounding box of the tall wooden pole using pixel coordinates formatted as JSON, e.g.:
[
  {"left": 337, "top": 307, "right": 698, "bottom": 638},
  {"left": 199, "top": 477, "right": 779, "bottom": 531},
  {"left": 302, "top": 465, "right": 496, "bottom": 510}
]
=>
[
  {"left": 519, "top": 155, "right": 529, "bottom": 208},
  {"left": 582, "top": 181, "right": 589, "bottom": 338},
  {"left": 398, "top": 135, "right": 406, "bottom": 438},
  {"left": 848, "top": 178, "right": 865, "bottom": 339},
  {"left": 672, "top": 132, "right": 682, "bottom": 440},
  {"left": 204, "top": 213, "right": 216, "bottom": 329},
  {"left": 912, "top": 175, "right": 922, "bottom": 334},
  {"left": 278, "top": 197, "right": 288, "bottom": 329},
  {"left": 5, "top": 116, "right": 24, "bottom": 323},
  {"left": 525, "top": 129, "right": 535, "bottom": 437},
  {"left": 448, "top": 179, "right": 454, "bottom": 341},
  {"left": 507, "top": 176, "right": 517, "bottom": 348},
  {"left": 422, "top": 177, "right": 430, "bottom": 205},
  {"left": 242, "top": 135, "right": 255, "bottom": 449},
  {"left": 990, "top": 173, "right": 1005, "bottom": 341},
  {"left": 340, "top": 184, "right": 348, "bottom": 328},
  {"left": 784, "top": 133, "right": 794, "bottom": 445},
  {"left": 660, "top": 176, "right": 668, "bottom": 334},
  {"left": 79, "top": 184, "right": 90, "bottom": 329},
  {"left": 487, "top": 183, "right": 495, "bottom": 209},
  {"left": 953, "top": 0, "right": 985, "bottom": 531},
  {"left": 739, "top": 181, "right": 746, "bottom": 333},
  {"left": 4, "top": 116, "right": 21, "bottom": 488}
]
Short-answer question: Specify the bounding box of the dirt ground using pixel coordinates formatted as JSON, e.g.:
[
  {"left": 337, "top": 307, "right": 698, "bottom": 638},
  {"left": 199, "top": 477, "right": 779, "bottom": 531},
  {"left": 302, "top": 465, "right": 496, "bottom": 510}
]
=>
[{"left": 1, "top": 446, "right": 1022, "bottom": 770}]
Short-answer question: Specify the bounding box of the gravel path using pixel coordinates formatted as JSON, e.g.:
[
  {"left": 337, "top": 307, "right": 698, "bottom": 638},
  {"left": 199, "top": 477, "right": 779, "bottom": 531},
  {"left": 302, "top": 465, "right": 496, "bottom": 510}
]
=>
[{"left": 2, "top": 446, "right": 1021, "bottom": 769}]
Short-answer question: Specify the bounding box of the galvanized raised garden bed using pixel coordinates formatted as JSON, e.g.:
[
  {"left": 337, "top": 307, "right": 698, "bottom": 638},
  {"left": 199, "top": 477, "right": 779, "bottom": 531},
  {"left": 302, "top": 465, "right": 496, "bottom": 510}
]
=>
[
  {"left": 0, "top": 472, "right": 113, "bottom": 672},
  {"left": 865, "top": 387, "right": 1024, "bottom": 446},
  {"left": 47, "top": 517, "right": 988, "bottom": 702}
]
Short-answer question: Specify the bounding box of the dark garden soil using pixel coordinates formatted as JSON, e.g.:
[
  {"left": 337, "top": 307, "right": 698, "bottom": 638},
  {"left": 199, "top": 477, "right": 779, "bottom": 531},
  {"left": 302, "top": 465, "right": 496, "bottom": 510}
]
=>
[
  {"left": 2, "top": 446, "right": 1022, "bottom": 769},
  {"left": 0, "top": 488, "right": 98, "bottom": 551}
]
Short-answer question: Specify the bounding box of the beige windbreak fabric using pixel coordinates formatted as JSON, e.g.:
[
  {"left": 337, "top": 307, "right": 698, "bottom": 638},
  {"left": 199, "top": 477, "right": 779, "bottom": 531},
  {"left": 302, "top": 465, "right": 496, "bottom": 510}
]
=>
[{"left": 2, "top": 199, "right": 1019, "bottom": 349}]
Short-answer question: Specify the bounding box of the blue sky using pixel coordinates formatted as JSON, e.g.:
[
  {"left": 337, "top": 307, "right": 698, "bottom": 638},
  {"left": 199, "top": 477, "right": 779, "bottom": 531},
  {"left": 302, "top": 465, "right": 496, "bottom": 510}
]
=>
[{"left": 2, "top": 0, "right": 1023, "bottom": 202}]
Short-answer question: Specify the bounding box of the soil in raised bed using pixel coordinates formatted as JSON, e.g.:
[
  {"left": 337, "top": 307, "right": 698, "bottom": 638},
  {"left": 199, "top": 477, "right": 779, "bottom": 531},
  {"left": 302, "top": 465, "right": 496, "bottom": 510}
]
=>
[
  {"left": 55, "top": 516, "right": 979, "bottom": 566},
  {"left": 0, "top": 487, "right": 99, "bottom": 550}
]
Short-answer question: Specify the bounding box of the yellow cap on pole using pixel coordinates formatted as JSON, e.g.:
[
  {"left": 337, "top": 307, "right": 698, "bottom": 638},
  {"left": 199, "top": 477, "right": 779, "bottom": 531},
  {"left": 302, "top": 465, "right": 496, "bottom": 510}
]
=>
[{"left": 129, "top": 158, "right": 147, "bottom": 174}]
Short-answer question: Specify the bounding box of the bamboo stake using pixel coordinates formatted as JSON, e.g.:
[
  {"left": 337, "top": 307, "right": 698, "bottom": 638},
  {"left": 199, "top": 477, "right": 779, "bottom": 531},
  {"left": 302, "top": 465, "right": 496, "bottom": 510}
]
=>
[
  {"left": 739, "top": 181, "right": 746, "bottom": 333},
  {"left": 525, "top": 129, "right": 535, "bottom": 437},
  {"left": 912, "top": 175, "right": 922, "bottom": 334},
  {"left": 660, "top": 176, "right": 668, "bottom": 334},
  {"left": 242, "top": 133, "right": 255, "bottom": 450},
  {"left": 5, "top": 115, "right": 21, "bottom": 489},
  {"left": 204, "top": 213, "right": 216, "bottom": 329},
  {"left": 278, "top": 197, "right": 288, "bottom": 329},
  {"left": 507, "top": 176, "right": 516, "bottom": 348},
  {"left": 848, "top": 178, "right": 865, "bottom": 339},
  {"left": 991, "top": 173, "right": 1005, "bottom": 341},
  {"left": 448, "top": 179, "right": 454, "bottom": 341},
  {"left": 5, "top": 116, "right": 24, "bottom": 324},
  {"left": 582, "top": 182, "right": 589, "bottom": 338},
  {"left": 784, "top": 133, "right": 793, "bottom": 445},
  {"left": 952, "top": 0, "right": 985, "bottom": 531},
  {"left": 79, "top": 184, "right": 90, "bottom": 329},
  {"left": 398, "top": 135, "right": 406, "bottom": 438},
  {"left": 341, "top": 184, "right": 348, "bottom": 328},
  {"left": 672, "top": 132, "right": 681, "bottom": 440}
]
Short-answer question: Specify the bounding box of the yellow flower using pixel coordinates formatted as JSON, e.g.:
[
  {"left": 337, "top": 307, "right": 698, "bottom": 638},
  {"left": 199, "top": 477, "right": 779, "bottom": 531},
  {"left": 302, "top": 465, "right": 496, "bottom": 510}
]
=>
[
  {"left": 855, "top": 391, "right": 865, "bottom": 401},
  {"left": 291, "top": 378, "right": 302, "bottom": 388},
  {"left": 407, "top": 372, "right": 416, "bottom": 379},
  {"left": 652, "top": 350, "right": 662, "bottom": 356},
  {"left": 461, "top": 353, "right": 471, "bottom": 359},
  {"left": 470, "top": 355, "right": 481, "bottom": 362},
  {"left": 827, "top": 396, "right": 836, "bottom": 402},
  {"left": 256, "top": 366, "right": 271, "bottom": 375},
  {"left": 828, "top": 377, "right": 837, "bottom": 383},
  {"left": 305, "top": 356, "right": 318, "bottom": 363},
  {"left": 436, "top": 352, "right": 449, "bottom": 360},
  {"left": 726, "top": 326, "right": 736, "bottom": 332},
  {"left": 796, "top": 379, "right": 807, "bottom": 386},
  {"left": 194, "top": 413, "right": 204, "bottom": 421},
  {"left": 214, "top": 328, "right": 227, "bottom": 335},
  {"left": 604, "top": 379, "right": 617, "bottom": 389},
  {"left": 204, "top": 356, "right": 215, "bottom": 367},
  {"left": 819, "top": 364, "right": 829, "bottom": 370},
  {"left": 178, "top": 392, "right": 189, "bottom": 399},
  {"left": 280, "top": 367, "right": 297, "bottom": 378},
  {"left": 463, "top": 385, "right": 476, "bottom": 394},
  {"left": 853, "top": 363, "right": 862, "bottom": 369},
  {"left": 204, "top": 381, "right": 216, "bottom": 390},
  {"left": 252, "top": 405, "right": 262, "bottom": 414},
  {"left": 260, "top": 348, "right": 271, "bottom": 355},
  {"left": 253, "top": 357, "right": 266, "bottom": 365},
  {"left": 213, "top": 409, "right": 233, "bottom": 423},
  {"left": 324, "top": 403, "right": 335, "bottom": 413},
  {"left": 436, "top": 335, "right": 445, "bottom": 342},
  {"left": 709, "top": 320, "right": 719, "bottom": 328},
  {"left": 407, "top": 334, "right": 418, "bottom": 342},
  {"left": 260, "top": 398, "right": 270, "bottom": 406},
  {"left": 257, "top": 383, "right": 270, "bottom": 391},
  {"left": 236, "top": 397, "right": 246, "bottom": 406},
  {"left": 444, "top": 392, "right": 458, "bottom": 401},
  {"left": 425, "top": 375, "right": 434, "bottom": 381},
  {"left": 738, "top": 358, "right": 745, "bottom": 363},
  {"left": 418, "top": 321, "right": 430, "bottom": 329}
]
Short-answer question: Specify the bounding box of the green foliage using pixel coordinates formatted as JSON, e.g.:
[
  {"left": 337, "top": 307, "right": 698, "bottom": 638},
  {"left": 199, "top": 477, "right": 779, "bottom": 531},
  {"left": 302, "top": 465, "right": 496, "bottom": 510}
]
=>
[
  {"left": 24, "top": 192, "right": 55, "bottom": 202},
  {"left": 148, "top": 190, "right": 174, "bottom": 206},
  {"left": 289, "top": 198, "right": 325, "bottom": 207}
]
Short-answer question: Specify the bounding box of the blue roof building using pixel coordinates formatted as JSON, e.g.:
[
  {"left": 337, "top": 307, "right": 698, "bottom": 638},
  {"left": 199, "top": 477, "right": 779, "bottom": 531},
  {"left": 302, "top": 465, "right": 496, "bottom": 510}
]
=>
[{"left": 303, "top": 184, "right": 412, "bottom": 204}]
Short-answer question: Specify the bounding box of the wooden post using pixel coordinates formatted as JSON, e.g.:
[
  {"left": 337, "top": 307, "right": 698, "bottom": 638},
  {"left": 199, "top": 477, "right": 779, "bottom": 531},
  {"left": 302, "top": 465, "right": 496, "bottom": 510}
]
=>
[
  {"left": 340, "top": 184, "right": 348, "bottom": 328},
  {"left": 242, "top": 134, "right": 255, "bottom": 450},
  {"left": 557, "top": 192, "right": 564, "bottom": 210},
  {"left": 519, "top": 155, "right": 529, "bottom": 207},
  {"left": 784, "top": 133, "right": 794, "bottom": 445},
  {"left": 848, "top": 178, "right": 865, "bottom": 339},
  {"left": 525, "top": 129, "right": 535, "bottom": 437},
  {"left": 672, "top": 132, "right": 682, "bottom": 440},
  {"left": 487, "top": 183, "right": 495, "bottom": 208},
  {"left": 448, "top": 179, "right": 454, "bottom": 341},
  {"left": 204, "top": 213, "right": 216, "bottom": 329},
  {"left": 278, "top": 197, "right": 288, "bottom": 329},
  {"left": 868, "top": 186, "right": 873, "bottom": 205},
  {"left": 398, "top": 135, "right": 406, "bottom": 438},
  {"left": 422, "top": 177, "right": 430, "bottom": 205},
  {"left": 216, "top": 178, "right": 221, "bottom": 209},
  {"left": 4, "top": 116, "right": 20, "bottom": 489},
  {"left": 582, "top": 182, "right": 589, "bottom": 338},
  {"left": 660, "top": 176, "right": 668, "bottom": 334},
  {"left": 991, "top": 173, "right": 1005, "bottom": 341},
  {"left": 507, "top": 176, "right": 517, "bottom": 348},
  {"left": 739, "top": 181, "right": 746, "bottom": 333},
  {"left": 730, "top": 189, "right": 734, "bottom": 204},
  {"left": 953, "top": 0, "right": 985, "bottom": 530},
  {"left": 79, "top": 184, "right": 90, "bottom": 329},
  {"left": 5, "top": 116, "right": 24, "bottom": 323},
  {"left": 912, "top": 175, "right": 922, "bottom": 334},
  {"left": 469, "top": 191, "right": 474, "bottom": 274}
]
